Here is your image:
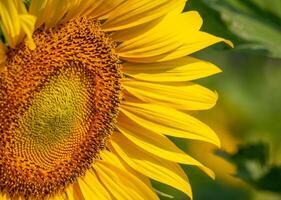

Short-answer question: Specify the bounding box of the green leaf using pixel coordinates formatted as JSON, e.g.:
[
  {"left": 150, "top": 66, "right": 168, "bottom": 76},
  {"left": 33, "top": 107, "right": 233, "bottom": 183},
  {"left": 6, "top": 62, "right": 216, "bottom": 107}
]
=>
[
  {"left": 217, "top": 142, "right": 281, "bottom": 193},
  {"left": 217, "top": 143, "right": 269, "bottom": 181},
  {"left": 256, "top": 166, "right": 281, "bottom": 193},
  {"left": 248, "top": 0, "right": 281, "bottom": 20},
  {"left": 231, "top": 142, "right": 269, "bottom": 166},
  {"left": 199, "top": 0, "right": 281, "bottom": 58}
]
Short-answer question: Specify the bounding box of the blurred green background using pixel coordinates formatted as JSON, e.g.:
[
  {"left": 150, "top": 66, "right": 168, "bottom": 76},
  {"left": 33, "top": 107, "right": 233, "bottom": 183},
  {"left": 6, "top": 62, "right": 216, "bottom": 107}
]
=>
[{"left": 156, "top": 0, "right": 281, "bottom": 199}]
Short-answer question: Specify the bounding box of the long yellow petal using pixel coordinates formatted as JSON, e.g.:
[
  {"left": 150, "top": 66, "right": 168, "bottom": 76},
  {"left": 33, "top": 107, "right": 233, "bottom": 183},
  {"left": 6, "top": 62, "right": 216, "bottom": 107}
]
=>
[
  {"left": 65, "top": 182, "right": 85, "bottom": 200},
  {"left": 100, "top": 150, "right": 153, "bottom": 186},
  {"left": 123, "top": 56, "right": 221, "bottom": 82},
  {"left": 123, "top": 80, "right": 218, "bottom": 110},
  {"left": 0, "top": 0, "right": 21, "bottom": 47},
  {"left": 30, "top": 0, "right": 46, "bottom": 28},
  {"left": 60, "top": 0, "right": 94, "bottom": 23},
  {"left": 61, "top": 0, "right": 126, "bottom": 23},
  {"left": 19, "top": 14, "right": 36, "bottom": 50},
  {"left": 120, "top": 103, "right": 220, "bottom": 147},
  {"left": 112, "top": 17, "right": 163, "bottom": 42},
  {"left": 46, "top": 1, "right": 79, "bottom": 28},
  {"left": 111, "top": 1, "right": 188, "bottom": 41},
  {"left": 0, "top": 194, "right": 8, "bottom": 200},
  {"left": 116, "top": 115, "right": 214, "bottom": 178},
  {"left": 86, "top": 0, "right": 126, "bottom": 19},
  {"left": 111, "top": 134, "right": 193, "bottom": 199},
  {"left": 100, "top": 150, "right": 127, "bottom": 170},
  {"left": 102, "top": 0, "right": 186, "bottom": 31},
  {"left": 53, "top": 194, "right": 67, "bottom": 200},
  {"left": 0, "top": 0, "right": 35, "bottom": 48},
  {"left": 93, "top": 161, "right": 159, "bottom": 200},
  {"left": 116, "top": 11, "right": 202, "bottom": 58},
  {"left": 31, "top": 0, "right": 125, "bottom": 28},
  {"left": 156, "top": 31, "right": 234, "bottom": 61},
  {"left": 29, "top": 0, "right": 48, "bottom": 28},
  {"left": 29, "top": 0, "right": 78, "bottom": 29},
  {"left": 78, "top": 170, "right": 112, "bottom": 200},
  {"left": 120, "top": 31, "right": 233, "bottom": 63}
]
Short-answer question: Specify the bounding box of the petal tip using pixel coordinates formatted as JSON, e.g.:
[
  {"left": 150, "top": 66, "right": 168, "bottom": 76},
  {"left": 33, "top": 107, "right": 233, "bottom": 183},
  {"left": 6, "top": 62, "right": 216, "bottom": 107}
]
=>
[{"left": 225, "top": 39, "right": 234, "bottom": 48}]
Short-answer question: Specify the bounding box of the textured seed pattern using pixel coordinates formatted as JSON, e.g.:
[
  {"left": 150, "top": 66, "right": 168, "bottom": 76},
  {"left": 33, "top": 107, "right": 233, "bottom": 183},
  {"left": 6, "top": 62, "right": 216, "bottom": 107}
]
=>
[{"left": 0, "top": 18, "right": 122, "bottom": 199}]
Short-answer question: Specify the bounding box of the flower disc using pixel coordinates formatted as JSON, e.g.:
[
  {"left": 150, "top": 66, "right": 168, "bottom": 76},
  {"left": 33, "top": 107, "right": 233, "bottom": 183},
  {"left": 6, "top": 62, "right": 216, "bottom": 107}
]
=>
[{"left": 0, "top": 18, "right": 121, "bottom": 199}]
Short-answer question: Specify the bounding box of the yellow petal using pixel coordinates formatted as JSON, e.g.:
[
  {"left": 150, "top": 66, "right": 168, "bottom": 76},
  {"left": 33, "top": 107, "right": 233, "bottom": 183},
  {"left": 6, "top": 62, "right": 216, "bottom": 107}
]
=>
[
  {"left": 53, "top": 194, "right": 67, "bottom": 200},
  {"left": 0, "top": 0, "right": 35, "bottom": 48},
  {"left": 45, "top": 1, "right": 74, "bottom": 28},
  {"left": 65, "top": 182, "right": 85, "bottom": 200},
  {"left": 100, "top": 150, "right": 153, "bottom": 186},
  {"left": 123, "top": 56, "right": 221, "bottom": 82},
  {"left": 111, "top": 1, "right": 188, "bottom": 41},
  {"left": 116, "top": 114, "right": 214, "bottom": 178},
  {"left": 86, "top": 0, "right": 126, "bottom": 20},
  {"left": 78, "top": 170, "right": 111, "bottom": 200},
  {"left": 61, "top": 0, "right": 126, "bottom": 24},
  {"left": 102, "top": 0, "right": 186, "bottom": 31},
  {"left": 156, "top": 31, "right": 234, "bottom": 61},
  {"left": 0, "top": 0, "right": 22, "bottom": 47},
  {"left": 19, "top": 14, "right": 36, "bottom": 50},
  {"left": 123, "top": 80, "right": 218, "bottom": 110},
  {"left": 121, "top": 103, "right": 221, "bottom": 147},
  {"left": 31, "top": 0, "right": 124, "bottom": 28},
  {"left": 61, "top": 0, "right": 99, "bottom": 23},
  {"left": 112, "top": 17, "right": 163, "bottom": 42},
  {"left": 60, "top": 0, "right": 101, "bottom": 23},
  {"left": 111, "top": 134, "right": 193, "bottom": 199},
  {"left": 29, "top": 0, "right": 48, "bottom": 28},
  {"left": 120, "top": 31, "right": 233, "bottom": 63},
  {"left": 0, "top": 194, "right": 9, "bottom": 200},
  {"left": 93, "top": 161, "right": 159, "bottom": 200},
  {"left": 30, "top": 0, "right": 78, "bottom": 29},
  {"left": 100, "top": 150, "right": 127, "bottom": 170},
  {"left": 116, "top": 11, "right": 202, "bottom": 58}
]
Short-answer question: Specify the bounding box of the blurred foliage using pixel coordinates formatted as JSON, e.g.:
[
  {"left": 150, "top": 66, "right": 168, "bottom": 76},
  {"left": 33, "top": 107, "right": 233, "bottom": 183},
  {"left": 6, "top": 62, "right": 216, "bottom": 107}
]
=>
[
  {"left": 185, "top": 0, "right": 281, "bottom": 198},
  {"left": 218, "top": 142, "right": 281, "bottom": 193},
  {"left": 258, "top": 166, "right": 281, "bottom": 193},
  {"left": 186, "top": 0, "right": 281, "bottom": 58},
  {"left": 190, "top": 48, "right": 281, "bottom": 200}
]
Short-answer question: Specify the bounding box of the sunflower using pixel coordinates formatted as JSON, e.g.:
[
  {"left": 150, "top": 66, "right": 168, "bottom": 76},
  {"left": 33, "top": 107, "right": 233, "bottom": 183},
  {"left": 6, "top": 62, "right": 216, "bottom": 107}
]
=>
[{"left": 0, "top": 0, "right": 232, "bottom": 199}]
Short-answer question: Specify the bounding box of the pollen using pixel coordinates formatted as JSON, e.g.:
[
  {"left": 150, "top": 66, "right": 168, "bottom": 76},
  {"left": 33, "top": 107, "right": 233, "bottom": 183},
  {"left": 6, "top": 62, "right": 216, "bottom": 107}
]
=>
[{"left": 0, "top": 18, "right": 122, "bottom": 199}]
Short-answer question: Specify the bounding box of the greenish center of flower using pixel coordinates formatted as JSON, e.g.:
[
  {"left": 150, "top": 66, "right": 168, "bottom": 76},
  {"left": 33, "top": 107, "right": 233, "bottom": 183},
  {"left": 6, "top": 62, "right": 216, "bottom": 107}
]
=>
[
  {"left": 23, "top": 75, "right": 85, "bottom": 147},
  {"left": 18, "top": 69, "right": 91, "bottom": 169}
]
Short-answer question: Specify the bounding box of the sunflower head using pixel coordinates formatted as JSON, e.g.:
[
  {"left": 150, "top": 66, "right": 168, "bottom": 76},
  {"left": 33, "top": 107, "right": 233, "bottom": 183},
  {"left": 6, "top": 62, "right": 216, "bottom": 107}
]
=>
[
  {"left": 0, "top": 0, "right": 232, "bottom": 199},
  {"left": 0, "top": 16, "right": 122, "bottom": 198}
]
